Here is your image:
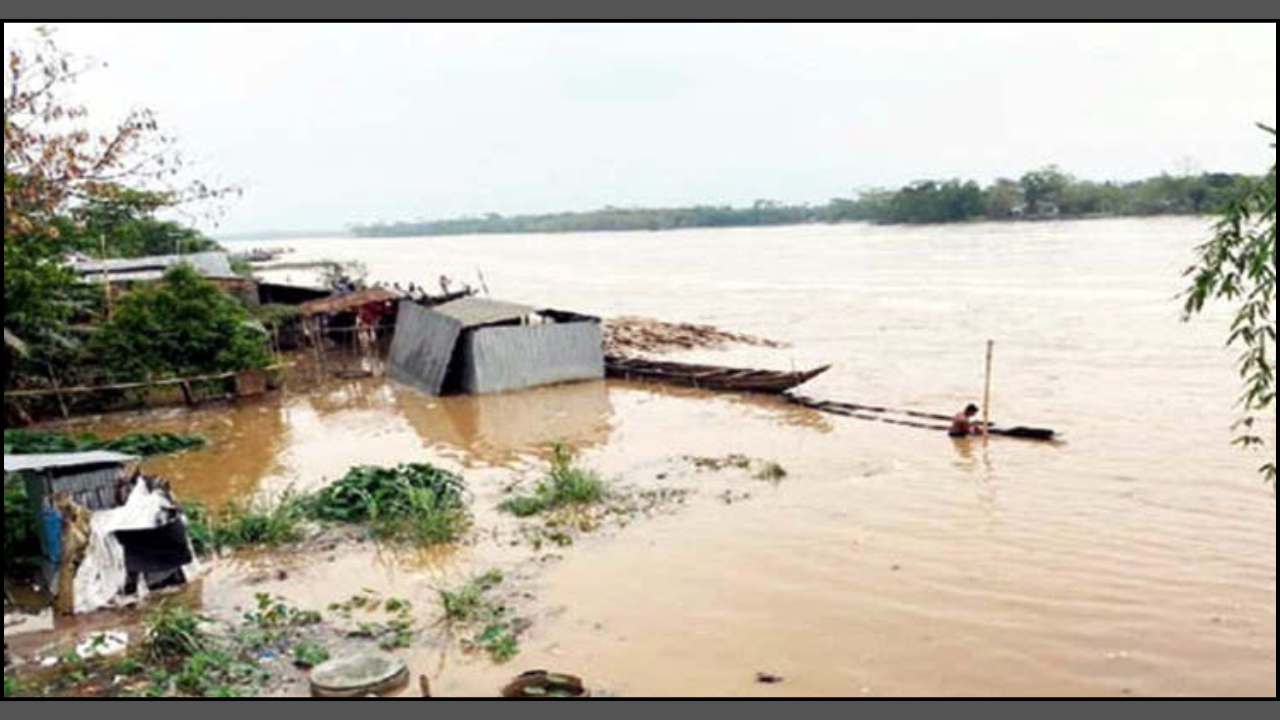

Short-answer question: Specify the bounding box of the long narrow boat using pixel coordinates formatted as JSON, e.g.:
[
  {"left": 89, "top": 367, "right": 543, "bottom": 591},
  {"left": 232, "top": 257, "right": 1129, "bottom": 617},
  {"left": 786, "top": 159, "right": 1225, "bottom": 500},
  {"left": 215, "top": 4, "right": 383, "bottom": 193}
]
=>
[
  {"left": 788, "top": 395, "right": 1059, "bottom": 442},
  {"left": 606, "top": 356, "right": 831, "bottom": 395}
]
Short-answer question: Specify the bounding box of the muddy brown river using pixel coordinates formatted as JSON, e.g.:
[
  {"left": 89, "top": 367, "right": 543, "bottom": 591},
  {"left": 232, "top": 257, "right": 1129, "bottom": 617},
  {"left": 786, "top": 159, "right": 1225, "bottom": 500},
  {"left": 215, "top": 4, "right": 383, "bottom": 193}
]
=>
[{"left": 47, "top": 218, "right": 1275, "bottom": 697}]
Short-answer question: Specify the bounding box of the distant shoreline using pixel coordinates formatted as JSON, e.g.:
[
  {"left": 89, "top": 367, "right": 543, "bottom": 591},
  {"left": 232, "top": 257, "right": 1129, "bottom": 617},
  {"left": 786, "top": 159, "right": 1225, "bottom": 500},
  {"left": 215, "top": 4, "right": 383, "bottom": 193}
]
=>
[
  {"left": 223, "top": 212, "right": 1214, "bottom": 243},
  {"left": 344, "top": 169, "right": 1250, "bottom": 240}
]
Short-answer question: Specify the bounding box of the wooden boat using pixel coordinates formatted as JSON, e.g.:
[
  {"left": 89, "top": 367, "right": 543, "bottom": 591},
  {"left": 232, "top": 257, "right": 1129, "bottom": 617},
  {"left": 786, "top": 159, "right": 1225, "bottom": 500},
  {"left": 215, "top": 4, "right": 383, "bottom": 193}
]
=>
[
  {"left": 605, "top": 356, "right": 831, "bottom": 394},
  {"left": 788, "top": 395, "right": 1059, "bottom": 442}
]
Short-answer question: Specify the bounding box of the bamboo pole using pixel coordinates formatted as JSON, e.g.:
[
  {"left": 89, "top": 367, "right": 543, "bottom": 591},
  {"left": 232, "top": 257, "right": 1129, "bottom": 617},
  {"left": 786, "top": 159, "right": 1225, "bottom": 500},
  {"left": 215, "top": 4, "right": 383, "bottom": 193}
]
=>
[
  {"left": 2, "top": 363, "right": 294, "bottom": 399},
  {"left": 100, "top": 234, "right": 114, "bottom": 320},
  {"left": 983, "top": 340, "right": 995, "bottom": 443}
]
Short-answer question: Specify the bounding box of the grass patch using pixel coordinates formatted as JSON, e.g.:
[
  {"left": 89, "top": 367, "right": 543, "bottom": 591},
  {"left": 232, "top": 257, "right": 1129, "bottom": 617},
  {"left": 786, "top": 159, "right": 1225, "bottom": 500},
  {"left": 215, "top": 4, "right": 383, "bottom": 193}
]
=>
[
  {"left": 137, "top": 596, "right": 322, "bottom": 697},
  {"left": 307, "top": 464, "right": 471, "bottom": 545},
  {"left": 499, "top": 444, "right": 606, "bottom": 518},
  {"left": 4, "top": 676, "right": 26, "bottom": 698},
  {"left": 291, "top": 641, "right": 330, "bottom": 670},
  {"left": 3, "top": 430, "right": 205, "bottom": 457},
  {"left": 440, "top": 570, "right": 505, "bottom": 623},
  {"left": 182, "top": 494, "right": 307, "bottom": 555},
  {"left": 438, "top": 570, "right": 522, "bottom": 664},
  {"left": 141, "top": 602, "right": 212, "bottom": 664}
]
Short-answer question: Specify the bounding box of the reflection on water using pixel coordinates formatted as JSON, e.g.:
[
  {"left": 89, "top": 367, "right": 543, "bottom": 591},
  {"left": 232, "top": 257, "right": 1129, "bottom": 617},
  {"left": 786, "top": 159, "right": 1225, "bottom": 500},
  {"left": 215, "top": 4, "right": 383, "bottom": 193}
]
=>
[{"left": 394, "top": 381, "right": 615, "bottom": 469}]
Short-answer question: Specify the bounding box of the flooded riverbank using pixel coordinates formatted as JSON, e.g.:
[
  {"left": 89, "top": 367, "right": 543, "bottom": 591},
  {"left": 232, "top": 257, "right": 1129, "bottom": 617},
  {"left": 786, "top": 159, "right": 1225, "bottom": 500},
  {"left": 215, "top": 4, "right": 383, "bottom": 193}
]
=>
[{"left": 11, "top": 218, "right": 1274, "bottom": 697}]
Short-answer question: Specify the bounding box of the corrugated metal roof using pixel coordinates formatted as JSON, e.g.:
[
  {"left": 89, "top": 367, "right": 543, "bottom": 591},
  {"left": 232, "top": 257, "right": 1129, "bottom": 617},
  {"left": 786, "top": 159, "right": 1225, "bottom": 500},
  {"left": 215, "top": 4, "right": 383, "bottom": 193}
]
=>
[
  {"left": 432, "top": 297, "right": 535, "bottom": 329},
  {"left": 73, "top": 252, "right": 240, "bottom": 281},
  {"left": 4, "top": 452, "right": 139, "bottom": 474},
  {"left": 299, "top": 288, "right": 402, "bottom": 317}
]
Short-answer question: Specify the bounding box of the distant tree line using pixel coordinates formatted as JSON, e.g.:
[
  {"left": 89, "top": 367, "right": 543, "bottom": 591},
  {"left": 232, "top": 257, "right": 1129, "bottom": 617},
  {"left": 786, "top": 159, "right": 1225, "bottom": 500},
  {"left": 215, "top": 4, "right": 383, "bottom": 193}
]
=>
[{"left": 352, "top": 167, "right": 1259, "bottom": 237}]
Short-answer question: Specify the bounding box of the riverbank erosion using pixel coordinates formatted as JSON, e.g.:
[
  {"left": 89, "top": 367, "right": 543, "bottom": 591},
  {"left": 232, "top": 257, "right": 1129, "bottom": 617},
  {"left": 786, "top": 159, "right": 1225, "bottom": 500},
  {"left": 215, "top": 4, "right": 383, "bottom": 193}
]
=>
[{"left": 6, "top": 366, "right": 1275, "bottom": 697}]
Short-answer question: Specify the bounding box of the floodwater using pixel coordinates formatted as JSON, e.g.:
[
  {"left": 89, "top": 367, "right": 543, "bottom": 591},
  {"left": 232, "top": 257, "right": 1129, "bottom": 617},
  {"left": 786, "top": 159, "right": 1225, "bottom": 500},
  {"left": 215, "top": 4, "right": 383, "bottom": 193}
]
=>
[{"left": 72, "top": 219, "right": 1275, "bottom": 696}]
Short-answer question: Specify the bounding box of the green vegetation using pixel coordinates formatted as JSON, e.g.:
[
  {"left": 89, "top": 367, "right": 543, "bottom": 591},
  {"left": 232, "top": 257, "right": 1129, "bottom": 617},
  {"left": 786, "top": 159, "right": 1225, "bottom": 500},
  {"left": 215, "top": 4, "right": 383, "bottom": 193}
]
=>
[
  {"left": 438, "top": 570, "right": 522, "bottom": 664},
  {"left": 4, "top": 482, "right": 41, "bottom": 578},
  {"left": 1184, "top": 126, "right": 1276, "bottom": 484},
  {"left": 439, "top": 570, "right": 505, "bottom": 623},
  {"left": 353, "top": 168, "right": 1258, "bottom": 237},
  {"left": 93, "top": 266, "right": 271, "bottom": 382},
  {"left": 328, "top": 590, "right": 418, "bottom": 652},
  {"left": 60, "top": 189, "right": 221, "bottom": 260},
  {"left": 307, "top": 464, "right": 471, "bottom": 545},
  {"left": 181, "top": 495, "right": 307, "bottom": 555},
  {"left": 290, "top": 641, "right": 330, "bottom": 670},
  {"left": 3, "top": 430, "right": 206, "bottom": 457},
  {"left": 499, "top": 445, "right": 607, "bottom": 518},
  {"left": 4, "top": 675, "right": 25, "bottom": 698},
  {"left": 180, "top": 464, "right": 474, "bottom": 555},
  {"left": 131, "top": 596, "right": 323, "bottom": 697},
  {"left": 5, "top": 31, "right": 237, "bottom": 398},
  {"left": 141, "top": 602, "right": 212, "bottom": 664}
]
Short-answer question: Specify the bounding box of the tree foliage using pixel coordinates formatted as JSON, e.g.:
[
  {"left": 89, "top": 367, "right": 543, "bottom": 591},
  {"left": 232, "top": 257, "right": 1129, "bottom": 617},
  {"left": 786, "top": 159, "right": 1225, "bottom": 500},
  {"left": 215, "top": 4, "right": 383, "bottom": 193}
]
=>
[
  {"left": 93, "top": 265, "right": 270, "bottom": 381},
  {"left": 62, "top": 188, "right": 221, "bottom": 259},
  {"left": 4, "top": 28, "right": 234, "bottom": 388},
  {"left": 1184, "top": 125, "right": 1277, "bottom": 484},
  {"left": 353, "top": 167, "right": 1260, "bottom": 237}
]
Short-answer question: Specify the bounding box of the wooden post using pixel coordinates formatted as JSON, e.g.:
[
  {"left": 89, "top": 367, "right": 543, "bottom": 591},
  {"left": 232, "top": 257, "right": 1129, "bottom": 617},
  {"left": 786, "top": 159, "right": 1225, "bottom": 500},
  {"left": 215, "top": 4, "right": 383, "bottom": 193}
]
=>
[
  {"left": 47, "top": 365, "right": 70, "bottom": 420},
  {"left": 100, "top": 234, "right": 114, "bottom": 320},
  {"left": 983, "top": 340, "right": 994, "bottom": 441}
]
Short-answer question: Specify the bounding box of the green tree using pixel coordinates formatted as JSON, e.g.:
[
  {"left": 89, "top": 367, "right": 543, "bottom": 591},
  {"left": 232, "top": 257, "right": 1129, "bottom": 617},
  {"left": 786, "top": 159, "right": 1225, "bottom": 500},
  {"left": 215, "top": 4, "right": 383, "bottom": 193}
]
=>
[
  {"left": 93, "top": 265, "right": 271, "bottom": 381},
  {"left": 983, "top": 179, "right": 1024, "bottom": 219},
  {"left": 1020, "top": 166, "right": 1073, "bottom": 215},
  {"left": 65, "top": 188, "right": 221, "bottom": 259},
  {"left": 1184, "top": 125, "right": 1276, "bottom": 484},
  {"left": 5, "top": 30, "right": 230, "bottom": 387}
]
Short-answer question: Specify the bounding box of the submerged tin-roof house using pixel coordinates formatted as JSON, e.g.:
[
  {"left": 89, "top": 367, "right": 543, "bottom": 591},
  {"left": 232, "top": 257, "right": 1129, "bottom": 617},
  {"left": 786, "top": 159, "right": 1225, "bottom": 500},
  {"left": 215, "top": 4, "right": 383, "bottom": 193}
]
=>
[
  {"left": 389, "top": 297, "right": 604, "bottom": 396},
  {"left": 4, "top": 451, "right": 140, "bottom": 582}
]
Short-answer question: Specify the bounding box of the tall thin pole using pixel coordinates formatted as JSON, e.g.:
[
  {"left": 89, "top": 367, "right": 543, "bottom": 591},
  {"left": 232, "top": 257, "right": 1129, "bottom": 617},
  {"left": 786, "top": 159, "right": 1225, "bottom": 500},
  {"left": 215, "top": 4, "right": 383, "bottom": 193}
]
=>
[
  {"left": 983, "top": 340, "right": 994, "bottom": 441},
  {"left": 100, "top": 234, "right": 114, "bottom": 320}
]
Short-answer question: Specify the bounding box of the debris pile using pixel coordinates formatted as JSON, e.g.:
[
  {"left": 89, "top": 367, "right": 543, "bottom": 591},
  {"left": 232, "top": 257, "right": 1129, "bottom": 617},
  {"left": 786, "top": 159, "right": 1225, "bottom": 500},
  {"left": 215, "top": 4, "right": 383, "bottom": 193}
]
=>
[{"left": 604, "top": 317, "right": 785, "bottom": 357}]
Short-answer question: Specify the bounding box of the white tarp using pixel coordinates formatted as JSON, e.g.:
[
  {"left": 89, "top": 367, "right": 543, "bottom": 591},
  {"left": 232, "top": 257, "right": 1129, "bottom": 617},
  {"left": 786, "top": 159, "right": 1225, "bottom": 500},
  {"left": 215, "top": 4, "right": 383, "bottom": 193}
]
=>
[{"left": 72, "top": 480, "right": 196, "bottom": 615}]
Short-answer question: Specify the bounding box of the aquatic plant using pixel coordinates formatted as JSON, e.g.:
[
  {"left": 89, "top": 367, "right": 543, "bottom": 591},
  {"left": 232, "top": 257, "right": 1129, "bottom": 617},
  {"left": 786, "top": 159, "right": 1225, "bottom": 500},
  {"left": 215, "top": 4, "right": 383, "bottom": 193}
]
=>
[
  {"left": 438, "top": 570, "right": 522, "bottom": 664},
  {"left": 499, "top": 444, "right": 607, "bottom": 518},
  {"left": 307, "top": 464, "right": 471, "bottom": 545},
  {"left": 3, "top": 430, "right": 206, "bottom": 457},
  {"left": 471, "top": 622, "right": 520, "bottom": 664},
  {"left": 439, "top": 570, "right": 505, "bottom": 623}
]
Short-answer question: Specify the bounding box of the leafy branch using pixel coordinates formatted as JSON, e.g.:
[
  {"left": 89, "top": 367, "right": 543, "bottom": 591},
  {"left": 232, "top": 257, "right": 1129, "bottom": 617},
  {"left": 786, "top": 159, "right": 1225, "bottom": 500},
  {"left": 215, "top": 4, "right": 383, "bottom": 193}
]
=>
[{"left": 1184, "top": 125, "right": 1276, "bottom": 484}]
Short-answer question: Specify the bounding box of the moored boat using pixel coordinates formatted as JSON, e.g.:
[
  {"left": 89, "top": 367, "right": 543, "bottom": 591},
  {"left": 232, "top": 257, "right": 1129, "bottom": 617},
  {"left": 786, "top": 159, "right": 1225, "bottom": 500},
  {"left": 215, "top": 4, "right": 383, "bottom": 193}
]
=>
[{"left": 605, "top": 356, "right": 831, "bottom": 394}]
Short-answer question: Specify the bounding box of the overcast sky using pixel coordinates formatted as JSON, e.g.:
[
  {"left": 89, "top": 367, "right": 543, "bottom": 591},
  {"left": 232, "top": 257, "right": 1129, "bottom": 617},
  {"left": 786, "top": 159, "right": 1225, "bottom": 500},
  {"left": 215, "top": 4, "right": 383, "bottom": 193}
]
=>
[{"left": 6, "top": 23, "right": 1277, "bottom": 234}]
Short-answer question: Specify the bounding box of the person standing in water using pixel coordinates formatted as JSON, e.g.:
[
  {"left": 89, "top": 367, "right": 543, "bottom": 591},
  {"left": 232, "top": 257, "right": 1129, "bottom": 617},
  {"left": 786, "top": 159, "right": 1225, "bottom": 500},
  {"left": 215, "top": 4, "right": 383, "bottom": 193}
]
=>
[{"left": 949, "top": 404, "right": 987, "bottom": 438}]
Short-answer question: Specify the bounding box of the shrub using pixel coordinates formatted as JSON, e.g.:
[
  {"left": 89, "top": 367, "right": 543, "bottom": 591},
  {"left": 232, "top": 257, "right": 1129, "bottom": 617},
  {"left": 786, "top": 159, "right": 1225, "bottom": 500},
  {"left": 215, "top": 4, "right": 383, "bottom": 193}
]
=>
[
  {"left": 308, "top": 464, "right": 470, "bottom": 545},
  {"left": 3, "top": 482, "right": 40, "bottom": 578},
  {"left": 142, "top": 603, "right": 210, "bottom": 664},
  {"left": 499, "top": 444, "right": 606, "bottom": 518},
  {"left": 92, "top": 265, "right": 271, "bottom": 382},
  {"left": 181, "top": 494, "right": 306, "bottom": 554}
]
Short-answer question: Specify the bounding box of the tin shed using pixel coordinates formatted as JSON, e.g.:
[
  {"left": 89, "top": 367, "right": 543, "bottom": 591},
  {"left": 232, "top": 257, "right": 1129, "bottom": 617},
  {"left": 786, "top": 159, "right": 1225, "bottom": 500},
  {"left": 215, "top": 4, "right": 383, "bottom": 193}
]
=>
[
  {"left": 4, "top": 451, "right": 139, "bottom": 579},
  {"left": 389, "top": 298, "right": 604, "bottom": 396}
]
